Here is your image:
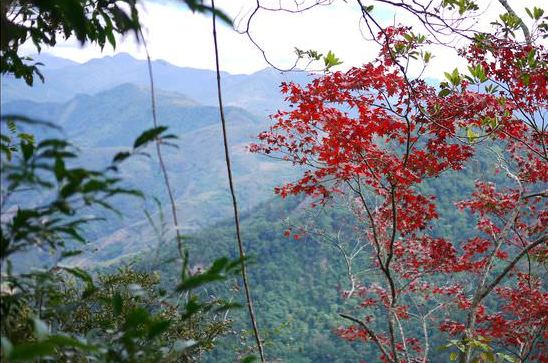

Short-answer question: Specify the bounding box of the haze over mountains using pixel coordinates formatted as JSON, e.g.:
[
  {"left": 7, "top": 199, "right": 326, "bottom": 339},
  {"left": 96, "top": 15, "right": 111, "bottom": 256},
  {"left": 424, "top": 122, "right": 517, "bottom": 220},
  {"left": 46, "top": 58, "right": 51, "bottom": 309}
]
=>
[
  {"left": 1, "top": 53, "right": 309, "bottom": 265},
  {"left": 1, "top": 52, "right": 310, "bottom": 116}
]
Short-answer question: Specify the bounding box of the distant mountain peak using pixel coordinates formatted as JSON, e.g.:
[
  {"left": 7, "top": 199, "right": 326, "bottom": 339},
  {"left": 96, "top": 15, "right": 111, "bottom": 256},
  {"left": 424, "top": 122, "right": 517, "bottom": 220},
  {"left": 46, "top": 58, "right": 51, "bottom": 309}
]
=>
[
  {"left": 254, "top": 67, "right": 280, "bottom": 74},
  {"left": 112, "top": 52, "right": 134, "bottom": 58},
  {"left": 82, "top": 52, "right": 140, "bottom": 66},
  {"left": 111, "top": 52, "right": 140, "bottom": 61}
]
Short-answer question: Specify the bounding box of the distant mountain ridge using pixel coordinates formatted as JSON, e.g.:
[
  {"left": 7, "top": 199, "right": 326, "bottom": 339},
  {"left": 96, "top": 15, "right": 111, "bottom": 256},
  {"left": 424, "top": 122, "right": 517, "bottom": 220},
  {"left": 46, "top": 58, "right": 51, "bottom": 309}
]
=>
[
  {"left": 3, "top": 83, "right": 244, "bottom": 146},
  {"left": 2, "top": 82, "right": 298, "bottom": 266},
  {"left": 1, "top": 52, "right": 311, "bottom": 117}
]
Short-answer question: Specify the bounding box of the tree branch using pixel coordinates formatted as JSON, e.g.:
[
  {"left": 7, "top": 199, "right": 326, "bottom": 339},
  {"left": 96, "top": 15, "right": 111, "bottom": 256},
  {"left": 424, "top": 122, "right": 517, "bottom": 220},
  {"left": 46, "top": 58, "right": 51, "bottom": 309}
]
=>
[
  {"left": 139, "top": 28, "right": 184, "bottom": 261},
  {"left": 479, "top": 234, "right": 547, "bottom": 301},
  {"left": 340, "top": 313, "right": 396, "bottom": 363}
]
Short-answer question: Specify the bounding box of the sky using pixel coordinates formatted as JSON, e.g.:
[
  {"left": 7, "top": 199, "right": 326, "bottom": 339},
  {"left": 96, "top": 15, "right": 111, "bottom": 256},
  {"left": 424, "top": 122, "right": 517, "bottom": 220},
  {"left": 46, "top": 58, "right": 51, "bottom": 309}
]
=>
[{"left": 20, "top": 0, "right": 542, "bottom": 78}]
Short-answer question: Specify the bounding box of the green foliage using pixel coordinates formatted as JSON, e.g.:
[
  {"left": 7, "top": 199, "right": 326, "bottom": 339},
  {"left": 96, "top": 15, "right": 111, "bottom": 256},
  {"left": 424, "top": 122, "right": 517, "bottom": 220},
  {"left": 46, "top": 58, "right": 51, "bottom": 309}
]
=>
[
  {"left": 323, "top": 50, "right": 343, "bottom": 70},
  {"left": 466, "top": 64, "right": 488, "bottom": 83},
  {"left": 440, "top": 336, "right": 519, "bottom": 363},
  {"left": 178, "top": 255, "right": 243, "bottom": 292},
  {"left": 441, "top": 0, "right": 479, "bottom": 15},
  {"left": 525, "top": 6, "right": 544, "bottom": 21},
  {"left": 397, "top": 31, "right": 427, "bottom": 59},
  {"left": 444, "top": 67, "right": 462, "bottom": 87},
  {"left": 59, "top": 267, "right": 233, "bottom": 362},
  {"left": 183, "top": 0, "right": 232, "bottom": 24},
  {"left": 2, "top": 83, "right": 301, "bottom": 267},
  {"left": 294, "top": 48, "right": 343, "bottom": 71},
  {"left": 146, "top": 196, "right": 368, "bottom": 362},
  {"left": 295, "top": 48, "right": 323, "bottom": 61},
  {"left": 135, "top": 142, "right": 502, "bottom": 362},
  {"left": 0, "top": 115, "right": 52, "bottom": 160},
  {"left": 1, "top": 265, "right": 234, "bottom": 362}
]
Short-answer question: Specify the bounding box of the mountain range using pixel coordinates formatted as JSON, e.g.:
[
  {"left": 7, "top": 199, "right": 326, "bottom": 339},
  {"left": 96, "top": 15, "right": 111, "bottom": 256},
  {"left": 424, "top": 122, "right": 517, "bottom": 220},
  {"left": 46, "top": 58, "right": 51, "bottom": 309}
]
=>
[
  {"left": 1, "top": 52, "right": 310, "bottom": 117},
  {"left": 1, "top": 53, "right": 308, "bottom": 266}
]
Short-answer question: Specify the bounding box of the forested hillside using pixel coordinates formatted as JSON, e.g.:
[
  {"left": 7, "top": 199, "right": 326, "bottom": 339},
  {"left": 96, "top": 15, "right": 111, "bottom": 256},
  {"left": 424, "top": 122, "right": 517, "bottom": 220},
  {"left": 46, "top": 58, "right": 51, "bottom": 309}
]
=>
[{"left": 136, "top": 141, "right": 502, "bottom": 362}]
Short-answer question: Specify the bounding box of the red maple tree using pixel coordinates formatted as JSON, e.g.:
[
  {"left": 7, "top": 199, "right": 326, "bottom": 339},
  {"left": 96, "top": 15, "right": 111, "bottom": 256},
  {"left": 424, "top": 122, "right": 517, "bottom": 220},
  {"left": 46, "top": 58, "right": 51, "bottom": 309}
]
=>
[{"left": 251, "top": 10, "right": 547, "bottom": 363}]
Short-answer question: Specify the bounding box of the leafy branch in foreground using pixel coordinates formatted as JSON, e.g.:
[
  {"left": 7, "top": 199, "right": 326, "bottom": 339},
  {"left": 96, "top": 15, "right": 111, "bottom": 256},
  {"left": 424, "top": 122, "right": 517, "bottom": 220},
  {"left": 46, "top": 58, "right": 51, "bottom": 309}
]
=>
[
  {"left": 0, "top": 117, "right": 175, "bottom": 259},
  {"left": 0, "top": 119, "right": 239, "bottom": 362}
]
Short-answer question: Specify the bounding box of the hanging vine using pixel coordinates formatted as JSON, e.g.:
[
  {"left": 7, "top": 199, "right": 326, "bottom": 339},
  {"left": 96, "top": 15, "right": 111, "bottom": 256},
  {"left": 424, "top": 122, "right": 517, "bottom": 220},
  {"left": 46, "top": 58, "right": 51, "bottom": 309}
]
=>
[{"left": 211, "top": 0, "right": 266, "bottom": 360}]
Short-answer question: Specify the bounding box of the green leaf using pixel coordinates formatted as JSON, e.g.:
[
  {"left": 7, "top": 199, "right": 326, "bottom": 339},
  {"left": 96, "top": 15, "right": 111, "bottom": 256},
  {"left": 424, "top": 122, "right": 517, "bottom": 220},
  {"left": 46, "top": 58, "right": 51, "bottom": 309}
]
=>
[
  {"left": 61, "top": 267, "right": 96, "bottom": 296},
  {"left": 112, "top": 151, "right": 131, "bottom": 164},
  {"left": 21, "top": 141, "right": 34, "bottom": 161},
  {"left": 438, "top": 88, "right": 451, "bottom": 97},
  {"left": 133, "top": 126, "right": 168, "bottom": 149},
  {"left": 60, "top": 180, "right": 82, "bottom": 199},
  {"left": 212, "top": 302, "right": 243, "bottom": 314},
  {"left": 533, "top": 7, "right": 544, "bottom": 20},
  {"left": 497, "top": 353, "right": 519, "bottom": 362},
  {"left": 112, "top": 292, "right": 123, "bottom": 316},
  {"left": 177, "top": 256, "right": 242, "bottom": 291},
  {"left": 210, "top": 256, "right": 230, "bottom": 272},
  {"left": 47, "top": 335, "right": 96, "bottom": 351},
  {"left": 241, "top": 355, "right": 258, "bottom": 363},
  {"left": 444, "top": 68, "right": 461, "bottom": 86},
  {"left": 186, "top": 3, "right": 232, "bottom": 24},
  {"left": 403, "top": 33, "right": 414, "bottom": 42},
  {"left": 176, "top": 270, "right": 226, "bottom": 291},
  {"left": 82, "top": 179, "right": 107, "bottom": 193},
  {"left": 7, "top": 119, "right": 17, "bottom": 133},
  {"left": 466, "top": 127, "right": 478, "bottom": 142},
  {"left": 526, "top": 49, "right": 536, "bottom": 65},
  {"left": 125, "top": 307, "right": 150, "bottom": 328},
  {"left": 450, "top": 352, "right": 458, "bottom": 361},
  {"left": 147, "top": 319, "right": 171, "bottom": 339},
  {"left": 8, "top": 341, "right": 55, "bottom": 361},
  {"left": 54, "top": 157, "right": 66, "bottom": 182},
  {"left": 323, "top": 50, "right": 343, "bottom": 70},
  {"left": 18, "top": 132, "right": 34, "bottom": 144},
  {"left": 60, "top": 249, "right": 83, "bottom": 259},
  {"left": 437, "top": 343, "right": 450, "bottom": 351},
  {"left": 106, "top": 28, "right": 116, "bottom": 48}
]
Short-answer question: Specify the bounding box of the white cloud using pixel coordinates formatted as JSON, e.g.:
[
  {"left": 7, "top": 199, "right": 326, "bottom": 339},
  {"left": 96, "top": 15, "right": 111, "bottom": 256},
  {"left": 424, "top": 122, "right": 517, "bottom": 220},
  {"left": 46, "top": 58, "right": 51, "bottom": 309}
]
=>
[
  {"left": 20, "top": 0, "right": 544, "bottom": 78},
  {"left": 29, "top": 0, "right": 377, "bottom": 74}
]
